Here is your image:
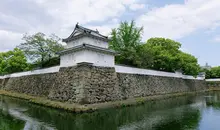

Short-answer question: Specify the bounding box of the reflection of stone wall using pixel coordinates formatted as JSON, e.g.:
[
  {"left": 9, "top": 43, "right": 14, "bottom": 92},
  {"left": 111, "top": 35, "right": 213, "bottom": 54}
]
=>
[
  {"left": 1, "top": 65, "right": 206, "bottom": 104},
  {"left": 117, "top": 73, "right": 206, "bottom": 99},
  {"left": 206, "top": 81, "right": 220, "bottom": 88}
]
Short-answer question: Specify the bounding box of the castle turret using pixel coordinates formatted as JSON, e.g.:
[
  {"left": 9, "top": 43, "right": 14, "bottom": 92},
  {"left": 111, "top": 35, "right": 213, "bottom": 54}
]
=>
[{"left": 59, "top": 24, "right": 116, "bottom": 67}]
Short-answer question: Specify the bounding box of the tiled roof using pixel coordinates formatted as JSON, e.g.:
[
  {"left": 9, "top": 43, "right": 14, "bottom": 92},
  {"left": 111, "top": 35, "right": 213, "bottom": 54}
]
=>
[{"left": 62, "top": 24, "right": 109, "bottom": 42}]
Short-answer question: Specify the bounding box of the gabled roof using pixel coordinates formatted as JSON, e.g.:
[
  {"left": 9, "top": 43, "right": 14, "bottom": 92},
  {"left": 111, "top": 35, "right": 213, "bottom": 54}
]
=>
[{"left": 62, "top": 24, "right": 109, "bottom": 43}]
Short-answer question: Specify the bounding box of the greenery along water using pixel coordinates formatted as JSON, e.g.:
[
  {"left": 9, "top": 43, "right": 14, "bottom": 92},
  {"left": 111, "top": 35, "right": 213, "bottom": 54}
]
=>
[{"left": 1, "top": 92, "right": 220, "bottom": 130}]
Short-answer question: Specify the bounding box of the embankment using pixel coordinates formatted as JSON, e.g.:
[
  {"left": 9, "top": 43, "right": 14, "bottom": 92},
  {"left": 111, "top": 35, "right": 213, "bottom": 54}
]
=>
[{"left": 0, "top": 64, "right": 207, "bottom": 111}]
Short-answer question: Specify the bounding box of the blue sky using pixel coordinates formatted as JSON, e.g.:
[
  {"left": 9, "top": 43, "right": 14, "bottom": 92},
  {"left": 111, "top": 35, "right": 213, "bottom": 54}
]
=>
[{"left": 0, "top": 0, "right": 220, "bottom": 66}]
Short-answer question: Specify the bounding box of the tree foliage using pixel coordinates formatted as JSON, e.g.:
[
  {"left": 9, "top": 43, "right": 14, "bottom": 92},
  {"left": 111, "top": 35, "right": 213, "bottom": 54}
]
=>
[
  {"left": 144, "top": 38, "right": 181, "bottom": 72},
  {"left": 109, "top": 21, "right": 200, "bottom": 76},
  {"left": 144, "top": 38, "right": 200, "bottom": 76},
  {"left": 17, "top": 33, "right": 64, "bottom": 67},
  {"left": 0, "top": 48, "right": 29, "bottom": 75},
  {"left": 109, "top": 20, "right": 148, "bottom": 66},
  {"left": 204, "top": 66, "right": 220, "bottom": 79}
]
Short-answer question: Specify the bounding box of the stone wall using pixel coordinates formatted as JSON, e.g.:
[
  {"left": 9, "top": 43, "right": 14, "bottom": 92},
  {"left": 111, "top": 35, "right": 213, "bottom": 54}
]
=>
[
  {"left": 2, "top": 73, "right": 57, "bottom": 97},
  {"left": 0, "top": 79, "right": 3, "bottom": 88},
  {"left": 206, "top": 81, "right": 220, "bottom": 88},
  {"left": 117, "top": 73, "right": 206, "bottom": 99},
  {"left": 48, "top": 64, "right": 120, "bottom": 104},
  {"left": 0, "top": 65, "right": 207, "bottom": 104}
]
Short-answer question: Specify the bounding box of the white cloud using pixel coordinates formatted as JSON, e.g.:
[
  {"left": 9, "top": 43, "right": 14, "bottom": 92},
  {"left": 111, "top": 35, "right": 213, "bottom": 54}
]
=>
[
  {"left": 0, "top": 30, "right": 22, "bottom": 52},
  {"left": 136, "top": 0, "right": 220, "bottom": 40},
  {"left": 0, "top": 0, "right": 141, "bottom": 51},
  {"left": 2, "top": 0, "right": 220, "bottom": 52},
  {"left": 129, "top": 3, "right": 145, "bottom": 11},
  {"left": 35, "top": 0, "right": 138, "bottom": 29}
]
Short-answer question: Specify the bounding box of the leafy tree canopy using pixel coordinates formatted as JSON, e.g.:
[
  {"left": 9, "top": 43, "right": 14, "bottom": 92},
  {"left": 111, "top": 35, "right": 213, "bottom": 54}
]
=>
[
  {"left": 0, "top": 48, "right": 29, "bottom": 75},
  {"left": 144, "top": 37, "right": 200, "bottom": 76},
  {"left": 109, "top": 20, "right": 145, "bottom": 66},
  {"left": 17, "top": 32, "right": 64, "bottom": 67},
  {"left": 109, "top": 21, "right": 200, "bottom": 76},
  {"left": 204, "top": 66, "right": 220, "bottom": 79}
]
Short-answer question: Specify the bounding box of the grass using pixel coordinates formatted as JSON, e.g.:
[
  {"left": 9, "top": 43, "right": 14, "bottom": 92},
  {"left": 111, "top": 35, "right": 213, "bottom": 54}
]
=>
[{"left": 0, "top": 90, "right": 94, "bottom": 113}]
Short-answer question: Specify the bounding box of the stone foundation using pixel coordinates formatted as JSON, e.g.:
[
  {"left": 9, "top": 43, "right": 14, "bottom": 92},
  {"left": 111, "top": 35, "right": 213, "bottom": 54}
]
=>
[
  {"left": 48, "top": 64, "right": 120, "bottom": 104},
  {"left": 117, "top": 73, "right": 206, "bottom": 100},
  {"left": 2, "top": 74, "right": 56, "bottom": 97},
  {"left": 0, "top": 65, "right": 207, "bottom": 104},
  {"left": 206, "top": 81, "right": 220, "bottom": 88}
]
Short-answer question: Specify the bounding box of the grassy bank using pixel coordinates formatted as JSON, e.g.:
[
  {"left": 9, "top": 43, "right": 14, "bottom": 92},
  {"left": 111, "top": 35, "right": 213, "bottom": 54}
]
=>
[
  {"left": 0, "top": 89, "right": 214, "bottom": 113},
  {"left": 0, "top": 90, "right": 92, "bottom": 113}
]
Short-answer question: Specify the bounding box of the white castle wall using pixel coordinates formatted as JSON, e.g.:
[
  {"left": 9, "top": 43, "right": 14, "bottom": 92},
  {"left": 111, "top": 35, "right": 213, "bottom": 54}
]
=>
[
  {"left": 65, "top": 37, "right": 108, "bottom": 49},
  {"left": 60, "top": 50, "right": 115, "bottom": 67},
  {"left": 0, "top": 66, "right": 60, "bottom": 79},
  {"left": 206, "top": 79, "right": 220, "bottom": 82},
  {"left": 115, "top": 65, "right": 205, "bottom": 80},
  {"left": 0, "top": 65, "right": 204, "bottom": 80}
]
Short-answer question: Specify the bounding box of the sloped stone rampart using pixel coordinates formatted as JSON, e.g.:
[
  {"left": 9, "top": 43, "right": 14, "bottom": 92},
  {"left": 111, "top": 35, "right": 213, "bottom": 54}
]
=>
[
  {"left": 0, "top": 65, "right": 206, "bottom": 104},
  {"left": 117, "top": 73, "right": 206, "bottom": 100},
  {"left": 2, "top": 73, "right": 57, "bottom": 97}
]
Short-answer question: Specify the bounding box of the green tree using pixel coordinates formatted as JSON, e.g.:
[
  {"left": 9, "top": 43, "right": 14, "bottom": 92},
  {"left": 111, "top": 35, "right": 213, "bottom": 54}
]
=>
[
  {"left": 144, "top": 37, "right": 200, "bottom": 76},
  {"left": 109, "top": 20, "right": 146, "bottom": 66},
  {"left": 0, "top": 48, "right": 29, "bottom": 74},
  {"left": 135, "top": 45, "right": 154, "bottom": 68},
  {"left": 17, "top": 33, "right": 64, "bottom": 67},
  {"left": 205, "top": 66, "right": 220, "bottom": 79},
  {"left": 176, "top": 52, "right": 200, "bottom": 76},
  {"left": 145, "top": 38, "right": 181, "bottom": 72}
]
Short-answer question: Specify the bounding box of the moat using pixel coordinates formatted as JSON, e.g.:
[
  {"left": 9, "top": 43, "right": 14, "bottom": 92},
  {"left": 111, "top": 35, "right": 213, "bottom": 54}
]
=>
[{"left": 1, "top": 91, "right": 220, "bottom": 130}]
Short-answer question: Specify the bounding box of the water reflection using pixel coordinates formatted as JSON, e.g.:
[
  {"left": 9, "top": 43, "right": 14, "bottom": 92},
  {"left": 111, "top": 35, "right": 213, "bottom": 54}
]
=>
[{"left": 0, "top": 92, "right": 219, "bottom": 130}]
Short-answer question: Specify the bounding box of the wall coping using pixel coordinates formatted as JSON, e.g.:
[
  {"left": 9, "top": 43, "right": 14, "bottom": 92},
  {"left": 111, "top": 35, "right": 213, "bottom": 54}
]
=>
[
  {"left": 0, "top": 65, "right": 205, "bottom": 80},
  {"left": 0, "top": 66, "right": 60, "bottom": 79},
  {"left": 206, "top": 79, "right": 220, "bottom": 82},
  {"left": 115, "top": 65, "right": 205, "bottom": 80}
]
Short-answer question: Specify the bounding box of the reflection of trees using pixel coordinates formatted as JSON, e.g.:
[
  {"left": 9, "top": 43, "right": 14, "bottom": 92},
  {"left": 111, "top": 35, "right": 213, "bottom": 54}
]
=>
[
  {"left": 205, "top": 91, "right": 220, "bottom": 109},
  {"left": 1, "top": 94, "right": 202, "bottom": 130},
  {"left": 151, "top": 108, "right": 201, "bottom": 130},
  {"left": 0, "top": 113, "right": 25, "bottom": 130},
  {"left": 0, "top": 96, "right": 25, "bottom": 130}
]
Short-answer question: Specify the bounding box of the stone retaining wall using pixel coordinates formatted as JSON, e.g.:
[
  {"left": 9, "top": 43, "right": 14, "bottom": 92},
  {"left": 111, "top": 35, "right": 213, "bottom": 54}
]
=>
[
  {"left": 2, "top": 73, "right": 57, "bottom": 97},
  {"left": 0, "top": 79, "right": 3, "bottom": 88},
  {"left": 48, "top": 64, "right": 120, "bottom": 104},
  {"left": 206, "top": 81, "right": 220, "bottom": 88},
  {"left": 117, "top": 73, "right": 206, "bottom": 100},
  {"left": 0, "top": 65, "right": 207, "bottom": 104}
]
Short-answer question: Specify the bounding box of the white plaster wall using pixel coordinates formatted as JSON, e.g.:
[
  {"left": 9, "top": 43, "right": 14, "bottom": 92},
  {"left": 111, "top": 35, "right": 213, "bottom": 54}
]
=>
[
  {"left": 84, "top": 50, "right": 114, "bottom": 67},
  {"left": 65, "top": 37, "right": 108, "bottom": 49},
  {"left": 60, "top": 50, "right": 115, "bottom": 67},
  {"left": 0, "top": 62, "right": 204, "bottom": 80},
  {"left": 206, "top": 79, "right": 220, "bottom": 82},
  {"left": 115, "top": 65, "right": 204, "bottom": 80},
  {"left": 0, "top": 66, "right": 60, "bottom": 79},
  {"left": 60, "top": 51, "right": 85, "bottom": 67}
]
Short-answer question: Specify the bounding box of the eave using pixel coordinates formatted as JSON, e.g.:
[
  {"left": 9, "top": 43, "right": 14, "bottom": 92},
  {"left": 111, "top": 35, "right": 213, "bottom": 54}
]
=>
[{"left": 58, "top": 43, "right": 118, "bottom": 56}]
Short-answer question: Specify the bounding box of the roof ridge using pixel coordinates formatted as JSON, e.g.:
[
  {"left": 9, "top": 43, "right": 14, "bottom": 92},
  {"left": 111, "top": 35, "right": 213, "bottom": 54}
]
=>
[
  {"left": 63, "top": 23, "right": 108, "bottom": 42},
  {"left": 76, "top": 24, "right": 99, "bottom": 33}
]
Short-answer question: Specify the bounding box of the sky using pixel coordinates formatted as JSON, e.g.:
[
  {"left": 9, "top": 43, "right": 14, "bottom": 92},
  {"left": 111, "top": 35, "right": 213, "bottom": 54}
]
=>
[{"left": 0, "top": 0, "right": 220, "bottom": 66}]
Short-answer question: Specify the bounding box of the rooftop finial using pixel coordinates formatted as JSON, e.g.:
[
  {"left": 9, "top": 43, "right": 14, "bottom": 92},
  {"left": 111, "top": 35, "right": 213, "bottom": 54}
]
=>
[
  {"left": 76, "top": 22, "right": 79, "bottom": 28},
  {"left": 96, "top": 29, "right": 99, "bottom": 33}
]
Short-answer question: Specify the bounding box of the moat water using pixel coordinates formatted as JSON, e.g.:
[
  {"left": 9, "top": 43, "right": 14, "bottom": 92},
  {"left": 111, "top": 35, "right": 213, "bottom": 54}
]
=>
[{"left": 1, "top": 92, "right": 220, "bottom": 130}]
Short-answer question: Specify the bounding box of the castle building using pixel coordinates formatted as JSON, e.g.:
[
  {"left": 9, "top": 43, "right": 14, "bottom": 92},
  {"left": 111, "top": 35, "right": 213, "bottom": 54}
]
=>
[{"left": 60, "top": 24, "right": 116, "bottom": 67}]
